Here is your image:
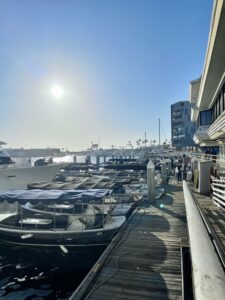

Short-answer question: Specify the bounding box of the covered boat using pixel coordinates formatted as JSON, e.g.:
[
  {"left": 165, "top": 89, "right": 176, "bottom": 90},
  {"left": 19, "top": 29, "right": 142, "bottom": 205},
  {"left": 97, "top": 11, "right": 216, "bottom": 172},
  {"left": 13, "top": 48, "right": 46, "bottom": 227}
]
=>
[{"left": 0, "top": 189, "right": 125, "bottom": 249}]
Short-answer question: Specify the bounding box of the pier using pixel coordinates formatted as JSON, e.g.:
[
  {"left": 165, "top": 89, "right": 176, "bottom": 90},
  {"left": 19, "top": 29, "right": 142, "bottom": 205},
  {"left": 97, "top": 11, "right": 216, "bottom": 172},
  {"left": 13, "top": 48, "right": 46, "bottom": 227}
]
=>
[{"left": 70, "top": 183, "right": 188, "bottom": 299}]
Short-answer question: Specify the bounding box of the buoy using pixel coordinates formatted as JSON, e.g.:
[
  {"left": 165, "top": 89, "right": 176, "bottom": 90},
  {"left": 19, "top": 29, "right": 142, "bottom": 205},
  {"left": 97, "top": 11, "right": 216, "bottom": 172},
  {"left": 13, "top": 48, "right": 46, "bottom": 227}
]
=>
[
  {"left": 21, "top": 234, "right": 33, "bottom": 239},
  {"left": 59, "top": 245, "right": 69, "bottom": 254}
]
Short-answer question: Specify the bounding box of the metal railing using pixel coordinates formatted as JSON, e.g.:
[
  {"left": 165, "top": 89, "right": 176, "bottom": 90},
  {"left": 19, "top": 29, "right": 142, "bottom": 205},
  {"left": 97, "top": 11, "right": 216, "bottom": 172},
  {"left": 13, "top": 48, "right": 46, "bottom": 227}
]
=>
[
  {"left": 211, "top": 178, "right": 225, "bottom": 211},
  {"left": 183, "top": 181, "right": 225, "bottom": 300}
]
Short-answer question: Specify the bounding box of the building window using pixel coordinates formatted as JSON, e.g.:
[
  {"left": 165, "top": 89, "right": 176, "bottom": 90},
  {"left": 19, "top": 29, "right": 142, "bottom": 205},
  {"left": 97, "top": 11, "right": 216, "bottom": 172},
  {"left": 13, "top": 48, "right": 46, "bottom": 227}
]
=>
[
  {"left": 218, "top": 99, "right": 220, "bottom": 117},
  {"left": 220, "top": 91, "right": 224, "bottom": 114},
  {"left": 199, "top": 110, "right": 212, "bottom": 126}
]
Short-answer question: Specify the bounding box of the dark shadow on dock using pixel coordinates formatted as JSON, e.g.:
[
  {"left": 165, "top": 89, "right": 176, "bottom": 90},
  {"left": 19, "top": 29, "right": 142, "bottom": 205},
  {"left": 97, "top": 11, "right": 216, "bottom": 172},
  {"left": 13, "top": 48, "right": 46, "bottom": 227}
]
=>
[
  {"left": 81, "top": 212, "right": 173, "bottom": 299},
  {"left": 145, "top": 183, "right": 187, "bottom": 223}
]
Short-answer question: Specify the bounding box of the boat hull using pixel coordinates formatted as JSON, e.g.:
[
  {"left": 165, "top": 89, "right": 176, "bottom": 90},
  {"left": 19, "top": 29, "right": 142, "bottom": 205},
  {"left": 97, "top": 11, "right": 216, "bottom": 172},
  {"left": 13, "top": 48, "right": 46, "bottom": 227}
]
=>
[
  {"left": 0, "top": 163, "right": 67, "bottom": 190},
  {"left": 0, "top": 227, "right": 118, "bottom": 247}
]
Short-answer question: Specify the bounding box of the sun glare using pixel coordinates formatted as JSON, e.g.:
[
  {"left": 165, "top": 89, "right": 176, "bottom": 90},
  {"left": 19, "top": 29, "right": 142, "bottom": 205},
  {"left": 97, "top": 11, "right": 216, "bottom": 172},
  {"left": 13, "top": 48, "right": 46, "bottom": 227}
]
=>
[{"left": 50, "top": 85, "right": 64, "bottom": 98}]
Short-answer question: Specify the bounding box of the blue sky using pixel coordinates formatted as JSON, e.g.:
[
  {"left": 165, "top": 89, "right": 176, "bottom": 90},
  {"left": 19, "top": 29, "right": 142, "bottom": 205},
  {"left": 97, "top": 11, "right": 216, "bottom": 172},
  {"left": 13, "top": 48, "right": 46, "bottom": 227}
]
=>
[{"left": 0, "top": 0, "right": 213, "bottom": 150}]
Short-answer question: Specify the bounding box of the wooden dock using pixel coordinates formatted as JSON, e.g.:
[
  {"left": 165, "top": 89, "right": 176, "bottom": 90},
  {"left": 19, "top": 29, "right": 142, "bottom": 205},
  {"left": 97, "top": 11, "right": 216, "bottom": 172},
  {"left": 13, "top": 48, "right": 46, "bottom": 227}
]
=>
[{"left": 71, "top": 183, "right": 188, "bottom": 300}]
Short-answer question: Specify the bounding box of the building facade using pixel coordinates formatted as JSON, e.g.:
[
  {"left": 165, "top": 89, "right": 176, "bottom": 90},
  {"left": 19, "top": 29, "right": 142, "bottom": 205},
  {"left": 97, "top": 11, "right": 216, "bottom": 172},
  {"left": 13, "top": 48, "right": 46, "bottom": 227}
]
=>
[
  {"left": 171, "top": 100, "right": 196, "bottom": 150},
  {"left": 190, "top": 0, "right": 225, "bottom": 160}
]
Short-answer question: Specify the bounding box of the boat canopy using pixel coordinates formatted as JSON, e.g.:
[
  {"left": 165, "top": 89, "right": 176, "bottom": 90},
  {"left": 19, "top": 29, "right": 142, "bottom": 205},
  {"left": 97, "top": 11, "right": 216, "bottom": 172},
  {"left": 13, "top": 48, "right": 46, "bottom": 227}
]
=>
[
  {"left": 0, "top": 189, "right": 111, "bottom": 204},
  {"left": 27, "top": 178, "right": 132, "bottom": 190}
]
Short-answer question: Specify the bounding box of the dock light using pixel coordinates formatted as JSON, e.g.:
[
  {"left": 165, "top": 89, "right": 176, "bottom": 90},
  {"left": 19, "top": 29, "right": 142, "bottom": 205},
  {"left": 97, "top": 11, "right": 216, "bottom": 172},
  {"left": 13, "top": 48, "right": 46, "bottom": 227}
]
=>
[{"left": 159, "top": 203, "right": 164, "bottom": 209}]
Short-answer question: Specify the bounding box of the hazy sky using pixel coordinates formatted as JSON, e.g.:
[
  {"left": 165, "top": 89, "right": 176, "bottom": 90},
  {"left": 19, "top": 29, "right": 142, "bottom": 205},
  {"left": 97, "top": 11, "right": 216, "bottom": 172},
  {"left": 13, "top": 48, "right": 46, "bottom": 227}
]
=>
[{"left": 0, "top": 0, "right": 212, "bottom": 150}]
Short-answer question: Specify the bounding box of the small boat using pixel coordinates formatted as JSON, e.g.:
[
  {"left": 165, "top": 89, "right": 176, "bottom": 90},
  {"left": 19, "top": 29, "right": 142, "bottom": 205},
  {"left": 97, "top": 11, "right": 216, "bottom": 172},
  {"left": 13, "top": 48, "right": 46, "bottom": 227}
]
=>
[{"left": 0, "top": 189, "right": 125, "bottom": 249}]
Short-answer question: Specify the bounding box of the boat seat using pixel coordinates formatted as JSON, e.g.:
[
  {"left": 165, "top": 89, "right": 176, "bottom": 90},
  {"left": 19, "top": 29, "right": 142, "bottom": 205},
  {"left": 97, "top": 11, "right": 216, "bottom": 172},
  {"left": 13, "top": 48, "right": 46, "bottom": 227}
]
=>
[{"left": 67, "top": 215, "right": 84, "bottom": 231}]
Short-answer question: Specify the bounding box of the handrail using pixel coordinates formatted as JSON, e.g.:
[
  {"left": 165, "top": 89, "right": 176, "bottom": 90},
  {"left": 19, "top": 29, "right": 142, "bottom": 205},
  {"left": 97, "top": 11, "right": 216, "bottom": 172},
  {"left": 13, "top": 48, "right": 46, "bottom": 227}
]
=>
[{"left": 183, "top": 181, "right": 225, "bottom": 300}]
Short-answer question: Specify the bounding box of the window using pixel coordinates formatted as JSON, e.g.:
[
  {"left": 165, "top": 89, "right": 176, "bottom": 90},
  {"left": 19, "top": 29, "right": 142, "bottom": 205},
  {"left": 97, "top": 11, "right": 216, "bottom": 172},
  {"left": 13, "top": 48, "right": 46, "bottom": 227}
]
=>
[
  {"left": 199, "top": 110, "right": 212, "bottom": 126},
  {"left": 220, "top": 91, "right": 224, "bottom": 114},
  {"left": 217, "top": 99, "right": 220, "bottom": 118}
]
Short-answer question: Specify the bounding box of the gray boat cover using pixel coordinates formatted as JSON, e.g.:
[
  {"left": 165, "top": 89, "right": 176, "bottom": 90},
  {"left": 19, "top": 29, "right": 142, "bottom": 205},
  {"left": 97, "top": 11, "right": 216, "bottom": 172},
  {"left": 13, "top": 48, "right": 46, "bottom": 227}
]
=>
[{"left": 0, "top": 189, "right": 111, "bottom": 204}]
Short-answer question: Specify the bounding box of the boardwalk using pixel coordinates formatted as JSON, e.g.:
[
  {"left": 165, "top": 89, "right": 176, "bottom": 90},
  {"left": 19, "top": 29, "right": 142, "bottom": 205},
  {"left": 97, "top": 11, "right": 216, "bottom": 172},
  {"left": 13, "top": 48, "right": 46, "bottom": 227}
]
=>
[{"left": 73, "top": 183, "right": 188, "bottom": 300}]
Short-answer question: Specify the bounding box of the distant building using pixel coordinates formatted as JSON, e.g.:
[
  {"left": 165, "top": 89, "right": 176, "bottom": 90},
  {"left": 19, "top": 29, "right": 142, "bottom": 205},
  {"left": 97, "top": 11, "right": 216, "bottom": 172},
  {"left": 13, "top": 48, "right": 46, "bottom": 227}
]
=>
[
  {"left": 190, "top": 0, "right": 225, "bottom": 158},
  {"left": 171, "top": 100, "right": 196, "bottom": 151}
]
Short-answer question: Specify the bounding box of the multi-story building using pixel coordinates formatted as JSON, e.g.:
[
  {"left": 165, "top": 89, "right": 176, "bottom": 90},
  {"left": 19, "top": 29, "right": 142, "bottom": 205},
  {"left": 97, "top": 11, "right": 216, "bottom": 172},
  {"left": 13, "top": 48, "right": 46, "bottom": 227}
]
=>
[
  {"left": 190, "top": 0, "right": 225, "bottom": 159},
  {"left": 171, "top": 100, "right": 196, "bottom": 150}
]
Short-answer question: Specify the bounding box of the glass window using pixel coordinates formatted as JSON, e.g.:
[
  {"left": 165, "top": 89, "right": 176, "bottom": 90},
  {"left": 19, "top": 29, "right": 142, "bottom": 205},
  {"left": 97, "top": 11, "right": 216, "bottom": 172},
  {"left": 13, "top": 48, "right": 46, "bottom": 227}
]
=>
[
  {"left": 199, "top": 110, "right": 212, "bottom": 126},
  {"left": 223, "top": 85, "right": 225, "bottom": 112},
  {"left": 216, "top": 98, "right": 220, "bottom": 118},
  {"left": 213, "top": 104, "right": 216, "bottom": 121},
  {"left": 220, "top": 91, "right": 224, "bottom": 114}
]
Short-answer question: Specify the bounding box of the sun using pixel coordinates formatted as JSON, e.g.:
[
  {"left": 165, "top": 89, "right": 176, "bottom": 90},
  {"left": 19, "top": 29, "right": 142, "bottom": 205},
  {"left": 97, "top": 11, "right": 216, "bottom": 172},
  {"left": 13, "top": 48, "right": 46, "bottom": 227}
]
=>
[{"left": 50, "top": 85, "right": 64, "bottom": 98}]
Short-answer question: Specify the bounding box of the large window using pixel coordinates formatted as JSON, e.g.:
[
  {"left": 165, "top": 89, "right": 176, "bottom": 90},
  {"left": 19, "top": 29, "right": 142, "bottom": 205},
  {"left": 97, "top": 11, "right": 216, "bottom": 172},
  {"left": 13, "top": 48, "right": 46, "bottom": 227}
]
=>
[
  {"left": 212, "top": 81, "right": 225, "bottom": 122},
  {"left": 220, "top": 90, "right": 224, "bottom": 114},
  {"left": 199, "top": 110, "right": 212, "bottom": 126}
]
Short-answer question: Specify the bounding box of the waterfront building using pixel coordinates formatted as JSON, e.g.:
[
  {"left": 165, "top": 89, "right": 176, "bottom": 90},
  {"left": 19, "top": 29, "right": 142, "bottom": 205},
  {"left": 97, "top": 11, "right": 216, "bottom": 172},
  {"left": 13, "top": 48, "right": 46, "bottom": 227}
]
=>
[
  {"left": 190, "top": 0, "right": 225, "bottom": 161},
  {"left": 171, "top": 100, "right": 196, "bottom": 151}
]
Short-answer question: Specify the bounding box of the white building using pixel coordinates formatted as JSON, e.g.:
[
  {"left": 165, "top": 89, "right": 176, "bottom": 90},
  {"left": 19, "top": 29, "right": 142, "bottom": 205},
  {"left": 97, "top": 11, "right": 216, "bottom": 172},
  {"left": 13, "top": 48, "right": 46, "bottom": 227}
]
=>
[{"left": 190, "top": 0, "right": 225, "bottom": 161}]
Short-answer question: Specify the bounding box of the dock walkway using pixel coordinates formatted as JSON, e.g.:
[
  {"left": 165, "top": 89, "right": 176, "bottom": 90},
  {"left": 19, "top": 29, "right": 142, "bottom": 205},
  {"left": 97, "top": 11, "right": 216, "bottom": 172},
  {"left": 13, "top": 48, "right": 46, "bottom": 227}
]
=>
[{"left": 72, "top": 183, "right": 188, "bottom": 300}]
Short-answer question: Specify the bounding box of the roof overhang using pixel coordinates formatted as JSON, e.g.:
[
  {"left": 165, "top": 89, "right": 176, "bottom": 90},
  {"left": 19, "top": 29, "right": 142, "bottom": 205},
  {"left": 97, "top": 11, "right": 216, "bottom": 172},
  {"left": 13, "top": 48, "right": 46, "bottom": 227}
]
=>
[{"left": 193, "top": 125, "right": 211, "bottom": 144}]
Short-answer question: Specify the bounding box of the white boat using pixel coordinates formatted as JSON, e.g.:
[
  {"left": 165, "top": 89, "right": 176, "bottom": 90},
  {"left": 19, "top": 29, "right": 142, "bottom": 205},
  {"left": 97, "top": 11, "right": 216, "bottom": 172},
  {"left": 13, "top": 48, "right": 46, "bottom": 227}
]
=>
[{"left": 0, "top": 163, "right": 67, "bottom": 191}]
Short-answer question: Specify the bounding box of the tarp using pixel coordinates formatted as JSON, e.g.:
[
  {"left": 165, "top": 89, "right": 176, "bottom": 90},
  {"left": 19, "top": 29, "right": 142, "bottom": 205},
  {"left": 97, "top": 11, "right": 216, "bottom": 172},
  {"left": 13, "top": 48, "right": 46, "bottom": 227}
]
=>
[
  {"left": 0, "top": 189, "right": 111, "bottom": 204},
  {"left": 27, "top": 180, "right": 128, "bottom": 190}
]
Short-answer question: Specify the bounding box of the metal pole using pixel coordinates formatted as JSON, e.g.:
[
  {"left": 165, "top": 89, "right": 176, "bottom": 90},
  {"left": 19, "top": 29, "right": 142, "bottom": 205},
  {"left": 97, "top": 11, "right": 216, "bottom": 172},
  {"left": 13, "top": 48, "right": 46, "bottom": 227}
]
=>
[
  {"left": 159, "top": 118, "right": 161, "bottom": 146},
  {"left": 144, "top": 131, "right": 147, "bottom": 148}
]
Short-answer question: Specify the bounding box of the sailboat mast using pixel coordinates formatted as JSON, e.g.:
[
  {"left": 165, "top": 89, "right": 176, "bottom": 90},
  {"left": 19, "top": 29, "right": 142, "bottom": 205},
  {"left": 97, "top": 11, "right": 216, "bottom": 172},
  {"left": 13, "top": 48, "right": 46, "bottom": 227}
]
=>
[{"left": 159, "top": 118, "right": 161, "bottom": 146}]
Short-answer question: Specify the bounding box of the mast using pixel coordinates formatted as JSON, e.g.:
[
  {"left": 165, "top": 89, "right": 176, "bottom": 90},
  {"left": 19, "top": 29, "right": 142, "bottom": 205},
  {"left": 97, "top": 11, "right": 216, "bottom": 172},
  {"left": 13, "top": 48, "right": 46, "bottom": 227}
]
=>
[
  {"left": 144, "top": 131, "right": 147, "bottom": 147},
  {"left": 159, "top": 118, "right": 161, "bottom": 146}
]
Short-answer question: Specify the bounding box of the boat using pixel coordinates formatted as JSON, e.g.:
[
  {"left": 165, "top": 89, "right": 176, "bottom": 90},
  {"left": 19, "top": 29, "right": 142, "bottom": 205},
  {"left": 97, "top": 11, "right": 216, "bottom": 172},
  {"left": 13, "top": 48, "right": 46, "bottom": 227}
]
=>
[
  {"left": 0, "top": 142, "right": 14, "bottom": 165},
  {"left": 0, "top": 189, "right": 125, "bottom": 249},
  {"left": 0, "top": 163, "right": 68, "bottom": 191}
]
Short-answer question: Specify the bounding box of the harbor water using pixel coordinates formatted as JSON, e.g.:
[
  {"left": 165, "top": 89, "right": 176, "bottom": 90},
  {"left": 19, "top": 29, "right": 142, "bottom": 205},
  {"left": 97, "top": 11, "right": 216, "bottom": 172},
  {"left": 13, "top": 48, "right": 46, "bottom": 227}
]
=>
[
  {"left": 0, "top": 245, "right": 106, "bottom": 299},
  {"left": 0, "top": 156, "right": 110, "bottom": 299}
]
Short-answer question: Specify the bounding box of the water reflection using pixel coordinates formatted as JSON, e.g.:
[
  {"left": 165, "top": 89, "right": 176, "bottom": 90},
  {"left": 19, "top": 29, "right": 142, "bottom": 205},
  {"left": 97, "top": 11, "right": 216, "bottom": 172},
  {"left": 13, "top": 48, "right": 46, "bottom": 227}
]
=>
[{"left": 0, "top": 244, "right": 105, "bottom": 299}]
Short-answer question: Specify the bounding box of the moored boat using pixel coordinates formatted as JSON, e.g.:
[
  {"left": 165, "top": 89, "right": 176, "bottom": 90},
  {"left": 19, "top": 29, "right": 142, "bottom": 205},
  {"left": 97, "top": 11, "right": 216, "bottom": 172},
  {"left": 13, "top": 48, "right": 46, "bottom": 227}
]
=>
[{"left": 0, "top": 189, "right": 125, "bottom": 249}]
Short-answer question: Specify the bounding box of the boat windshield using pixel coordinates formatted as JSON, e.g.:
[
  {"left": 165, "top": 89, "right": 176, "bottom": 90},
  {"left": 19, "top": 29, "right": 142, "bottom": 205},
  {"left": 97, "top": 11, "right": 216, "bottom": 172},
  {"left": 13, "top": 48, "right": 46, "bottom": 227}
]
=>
[{"left": 0, "top": 148, "right": 10, "bottom": 157}]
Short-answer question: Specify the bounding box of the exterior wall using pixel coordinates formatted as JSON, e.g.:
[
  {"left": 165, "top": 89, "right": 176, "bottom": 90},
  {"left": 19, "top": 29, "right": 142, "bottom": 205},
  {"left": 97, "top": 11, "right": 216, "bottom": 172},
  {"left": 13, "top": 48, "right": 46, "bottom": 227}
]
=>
[
  {"left": 171, "top": 101, "right": 196, "bottom": 150},
  {"left": 190, "top": 1, "right": 225, "bottom": 149}
]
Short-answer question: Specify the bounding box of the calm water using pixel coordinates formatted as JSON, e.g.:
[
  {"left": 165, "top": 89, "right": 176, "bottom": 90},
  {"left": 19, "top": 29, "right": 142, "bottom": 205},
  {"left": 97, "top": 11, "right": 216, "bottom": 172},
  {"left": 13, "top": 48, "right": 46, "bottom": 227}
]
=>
[{"left": 0, "top": 244, "right": 105, "bottom": 299}]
